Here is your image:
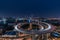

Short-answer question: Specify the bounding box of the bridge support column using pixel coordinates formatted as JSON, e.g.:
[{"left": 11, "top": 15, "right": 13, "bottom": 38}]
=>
[{"left": 42, "top": 34, "right": 48, "bottom": 40}]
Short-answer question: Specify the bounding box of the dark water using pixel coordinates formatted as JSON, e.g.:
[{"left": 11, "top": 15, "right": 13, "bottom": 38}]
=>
[{"left": 0, "top": 0, "right": 60, "bottom": 18}]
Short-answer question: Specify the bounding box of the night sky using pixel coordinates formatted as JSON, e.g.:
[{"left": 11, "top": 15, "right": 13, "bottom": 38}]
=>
[{"left": 0, "top": 0, "right": 60, "bottom": 18}]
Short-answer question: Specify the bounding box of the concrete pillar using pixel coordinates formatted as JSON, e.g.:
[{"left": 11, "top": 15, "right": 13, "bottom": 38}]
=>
[{"left": 42, "top": 34, "right": 48, "bottom": 40}]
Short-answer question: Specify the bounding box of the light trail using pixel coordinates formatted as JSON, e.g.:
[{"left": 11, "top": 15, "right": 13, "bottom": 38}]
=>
[{"left": 14, "top": 19, "right": 55, "bottom": 34}]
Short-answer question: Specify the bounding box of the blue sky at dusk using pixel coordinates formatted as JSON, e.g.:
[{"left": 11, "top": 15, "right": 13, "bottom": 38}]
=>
[{"left": 0, "top": 0, "right": 60, "bottom": 17}]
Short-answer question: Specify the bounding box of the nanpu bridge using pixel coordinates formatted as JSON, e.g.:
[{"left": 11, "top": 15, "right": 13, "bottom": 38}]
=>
[{"left": 0, "top": 17, "right": 59, "bottom": 40}]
